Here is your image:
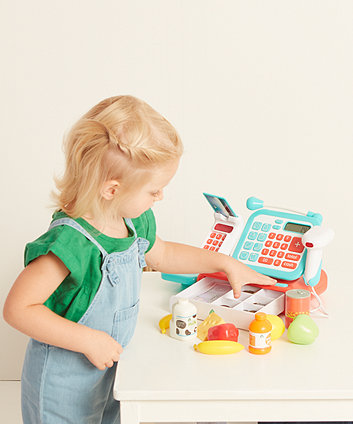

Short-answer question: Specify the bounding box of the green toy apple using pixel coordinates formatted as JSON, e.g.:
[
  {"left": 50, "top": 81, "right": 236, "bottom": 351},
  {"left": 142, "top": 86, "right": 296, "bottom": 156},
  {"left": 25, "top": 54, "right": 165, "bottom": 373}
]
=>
[{"left": 287, "top": 314, "right": 319, "bottom": 345}]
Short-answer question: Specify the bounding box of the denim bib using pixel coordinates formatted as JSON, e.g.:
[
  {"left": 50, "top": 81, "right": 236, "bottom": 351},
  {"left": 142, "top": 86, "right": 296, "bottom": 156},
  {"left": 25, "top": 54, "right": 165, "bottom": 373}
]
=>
[{"left": 21, "top": 217, "right": 149, "bottom": 424}]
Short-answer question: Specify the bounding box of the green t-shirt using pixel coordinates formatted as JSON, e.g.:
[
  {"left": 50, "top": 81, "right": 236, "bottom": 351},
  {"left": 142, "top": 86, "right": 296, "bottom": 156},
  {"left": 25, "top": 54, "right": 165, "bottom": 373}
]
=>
[{"left": 24, "top": 209, "right": 156, "bottom": 323}]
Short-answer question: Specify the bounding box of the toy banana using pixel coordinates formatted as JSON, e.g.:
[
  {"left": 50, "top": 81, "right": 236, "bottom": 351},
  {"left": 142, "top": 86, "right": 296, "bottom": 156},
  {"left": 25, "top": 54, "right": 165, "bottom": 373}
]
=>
[
  {"left": 159, "top": 313, "right": 172, "bottom": 334},
  {"left": 194, "top": 340, "right": 244, "bottom": 355}
]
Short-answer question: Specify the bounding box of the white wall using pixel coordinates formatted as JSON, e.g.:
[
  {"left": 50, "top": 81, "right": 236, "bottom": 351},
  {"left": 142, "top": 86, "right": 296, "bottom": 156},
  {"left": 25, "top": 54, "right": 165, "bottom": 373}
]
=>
[{"left": 1, "top": 0, "right": 352, "bottom": 379}]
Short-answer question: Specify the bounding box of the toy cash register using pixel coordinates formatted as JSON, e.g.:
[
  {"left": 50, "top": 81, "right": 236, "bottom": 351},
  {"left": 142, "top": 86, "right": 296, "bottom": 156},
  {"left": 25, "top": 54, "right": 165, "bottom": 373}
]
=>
[{"left": 162, "top": 194, "right": 334, "bottom": 293}]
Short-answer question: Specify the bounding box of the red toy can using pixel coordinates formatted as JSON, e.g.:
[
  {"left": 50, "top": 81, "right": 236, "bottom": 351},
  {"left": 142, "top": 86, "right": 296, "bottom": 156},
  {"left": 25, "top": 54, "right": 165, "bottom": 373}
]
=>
[{"left": 285, "top": 289, "right": 311, "bottom": 328}]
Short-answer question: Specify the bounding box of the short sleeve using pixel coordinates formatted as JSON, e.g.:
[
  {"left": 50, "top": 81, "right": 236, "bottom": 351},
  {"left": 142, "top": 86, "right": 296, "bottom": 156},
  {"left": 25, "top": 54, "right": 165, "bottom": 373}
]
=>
[{"left": 24, "top": 226, "right": 83, "bottom": 275}]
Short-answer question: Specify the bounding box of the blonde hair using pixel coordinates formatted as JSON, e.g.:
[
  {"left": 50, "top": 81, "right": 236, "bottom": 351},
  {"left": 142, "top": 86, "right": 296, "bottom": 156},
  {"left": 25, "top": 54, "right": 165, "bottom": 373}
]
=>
[{"left": 53, "top": 95, "right": 183, "bottom": 218}]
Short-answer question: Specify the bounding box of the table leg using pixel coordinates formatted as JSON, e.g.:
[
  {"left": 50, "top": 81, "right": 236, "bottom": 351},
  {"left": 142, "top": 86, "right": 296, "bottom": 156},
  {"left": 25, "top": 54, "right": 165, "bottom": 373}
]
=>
[{"left": 120, "top": 401, "right": 140, "bottom": 424}]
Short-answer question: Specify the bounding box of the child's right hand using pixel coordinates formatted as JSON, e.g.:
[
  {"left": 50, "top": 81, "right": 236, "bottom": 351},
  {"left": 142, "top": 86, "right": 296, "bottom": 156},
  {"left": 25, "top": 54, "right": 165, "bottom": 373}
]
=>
[{"left": 83, "top": 329, "right": 123, "bottom": 370}]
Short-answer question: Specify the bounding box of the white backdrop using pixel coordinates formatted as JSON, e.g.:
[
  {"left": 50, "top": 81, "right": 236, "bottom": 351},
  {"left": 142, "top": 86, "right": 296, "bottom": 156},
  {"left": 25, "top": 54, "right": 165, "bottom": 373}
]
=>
[{"left": 1, "top": 0, "right": 352, "bottom": 379}]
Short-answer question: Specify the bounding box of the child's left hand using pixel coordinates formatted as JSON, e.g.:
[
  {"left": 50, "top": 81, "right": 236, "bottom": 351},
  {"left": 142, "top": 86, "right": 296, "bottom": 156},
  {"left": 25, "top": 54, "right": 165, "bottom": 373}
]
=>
[{"left": 224, "top": 258, "right": 276, "bottom": 298}]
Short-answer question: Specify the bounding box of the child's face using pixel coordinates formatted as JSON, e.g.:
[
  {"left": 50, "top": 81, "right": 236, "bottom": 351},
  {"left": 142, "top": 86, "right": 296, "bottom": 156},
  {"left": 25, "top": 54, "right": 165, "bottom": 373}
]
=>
[{"left": 117, "top": 159, "right": 179, "bottom": 218}]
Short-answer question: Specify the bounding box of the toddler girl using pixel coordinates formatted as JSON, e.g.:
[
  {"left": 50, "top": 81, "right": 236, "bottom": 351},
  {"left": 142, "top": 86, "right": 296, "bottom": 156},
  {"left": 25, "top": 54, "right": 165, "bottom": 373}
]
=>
[{"left": 3, "top": 95, "right": 275, "bottom": 423}]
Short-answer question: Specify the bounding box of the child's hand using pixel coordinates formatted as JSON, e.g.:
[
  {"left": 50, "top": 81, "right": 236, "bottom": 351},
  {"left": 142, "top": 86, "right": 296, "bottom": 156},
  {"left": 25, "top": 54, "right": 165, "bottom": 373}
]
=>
[
  {"left": 83, "top": 329, "right": 123, "bottom": 370},
  {"left": 225, "top": 258, "right": 277, "bottom": 298}
]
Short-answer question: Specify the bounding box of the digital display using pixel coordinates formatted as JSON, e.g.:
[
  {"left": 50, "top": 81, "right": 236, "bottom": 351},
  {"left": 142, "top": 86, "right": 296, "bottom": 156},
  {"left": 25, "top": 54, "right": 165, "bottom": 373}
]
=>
[{"left": 284, "top": 222, "right": 311, "bottom": 234}]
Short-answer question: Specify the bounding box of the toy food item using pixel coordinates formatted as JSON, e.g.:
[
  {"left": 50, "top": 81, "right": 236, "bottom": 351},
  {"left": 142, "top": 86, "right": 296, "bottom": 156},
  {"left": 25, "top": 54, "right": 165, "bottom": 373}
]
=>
[
  {"left": 197, "top": 312, "right": 225, "bottom": 341},
  {"left": 159, "top": 313, "right": 172, "bottom": 334},
  {"left": 265, "top": 314, "right": 285, "bottom": 340},
  {"left": 248, "top": 312, "right": 272, "bottom": 354},
  {"left": 169, "top": 299, "right": 197, "bottom": 341},
  {"left": 287, "top": 314, "right": 319, "bottom": 345},
  {"left": 285, "top": 289, "right": 311, "bottom": 328},
  {"left": 194, "top": 340, "right": 244, "bottom": 355},
  {"left": 207, "top": 323, "right": 239, "bottom": 342}
]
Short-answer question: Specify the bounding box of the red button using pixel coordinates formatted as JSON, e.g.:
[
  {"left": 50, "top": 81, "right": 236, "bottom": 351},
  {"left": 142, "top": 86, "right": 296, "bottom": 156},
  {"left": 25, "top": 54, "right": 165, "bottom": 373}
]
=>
[
  {"left": 277, "top": 251, "right": 284, "bottom": 258},
  {"left": 289, "top": 237, "right": 304, "bottom": 253},
  {"left": 281, "top": 261, "right": 297, "bottom": 269},
  {"left": 207, "top": 239, "right": 212, "bottom": 244},
  {"left": 210, "top": 233, "right": 216, "bottom": 238},
  {"left": 210, "top": 246, "right": 215, "bottom": 251},
  {"left": 269, "top": 250, "right": 276, "bottom": 257},
  {"left": 204, "top": 245, "right": 209, "bottom": 249},
  {"left": 285, "top": 253, "right": 300, "bottom": 261},
  {"left": 273, "top": 242, "right": 280, "bottom": 248},
  {"left": 306, "top": 242, "right": 314, "bottom": 248},
  {"left": 213, "top": 240, "right": 219, "bottom": 246},
  {"left": 280, "top": 243, "right": 288, "bottom": 250},
  {"left": 276, "top": 234, "right": 284, "bottom": 241},
  {"left": 216, "top": 233, "right": 222, "bottom": 240},
  {"left": 262, "top": 248, "right": 269, "bottom": 255},
  {"left": 265, "top": 241, "right": 272, "bottom": 247},
  {"left": 214, "top": 223, "right": 233, "bottom": 233},
  {"left": 274, "top": 259, "right": 281, "bottom": 266},
  {"left": 269, "top": 233, "right": 276, "bottom": 239},
  {"left": 259, "top": 257, "right": 274, "bottom": 265},
  {"left": 222, "top": 234, "right": 226, "bottom": 240},
  {"left": 284, "top": 235, "right": 291, "bottom": 242},
  {"left": 215, "top": 248, "right": 219, "bottom": 252},
  {"left": 218, "top": 242, "right": 223, "bottom": 248}
]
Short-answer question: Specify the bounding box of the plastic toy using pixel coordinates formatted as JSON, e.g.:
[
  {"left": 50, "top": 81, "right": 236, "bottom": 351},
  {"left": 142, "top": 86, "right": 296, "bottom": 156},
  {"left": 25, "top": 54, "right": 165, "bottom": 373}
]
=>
[
  {"left": 162, "top": 193, "right": 244, "bottom": 287},
  {"left": 287, "top": 314, "right": 319, "bottom": 345},
  {"left": 194, "top": 340, "right": 244, "bottom": 355},
  {"left": 285, "top": 289, "right": 310, "bottom": 328},
  {"left": 265, "top": 314, "right": 285, "bottom": 340},
  {"left": 159, "top": 313, "right": 172, "bottom": 334},
  {"left": 248, "top": 312, "right": 272, "bottom": 354},
  {"left": 197, "top": 311, "right": 225, "bottom": 341},
  {"left": 169, "top": 299, "right": 197, "bottom": 341},
  {"left": 207, "top": 323, "right": 239, "bottom": 342}
]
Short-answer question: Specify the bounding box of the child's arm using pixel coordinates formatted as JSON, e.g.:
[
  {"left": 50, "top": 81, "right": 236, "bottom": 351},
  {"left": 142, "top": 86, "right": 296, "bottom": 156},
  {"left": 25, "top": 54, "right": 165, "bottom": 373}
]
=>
[
  {"left": 145, "top": 236, "right": 276, "bottom": 297},
  {"left": 3, "top": 252, "right": 122, "bottom": 370}
]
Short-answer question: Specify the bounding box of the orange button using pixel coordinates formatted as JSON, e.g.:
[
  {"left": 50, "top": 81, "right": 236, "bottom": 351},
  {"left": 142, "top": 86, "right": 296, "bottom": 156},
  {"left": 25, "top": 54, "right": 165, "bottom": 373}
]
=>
[
  {"left": 203, "top": 245, "right": 209, "bottom": 249},
  {"left": 219, "top": 241, "right": 223, "bottom": 247},
  {"left": 274, "top": 259, "right": 281, "bottom": 266},
  {"left": 273, "top": 242, "right": 280, "bottom": 248},
  {"left": 207, "top": 239, "right": 212, "bottom": 244},
  {"left": 216, "top": 233, "right": 222, "bottom": 240},
  {"left": 277, "top": 251, "right": 284, "bottom": 258},
  {"left": 276, "top": 234, "right": 284, "bottom": 241},
  {"left": 269, "top": 250, "right": 276, "bottom": 257},
  {"left": 213, "top": 240, "right": 219, "bottom": 246},
  {"left": 259, "top": 257, "right": 274, "bottom": 265},
  {"left": 210, "top": 246, "right": 215, "bottom": 251},
  {"left": 288, "top": 237, "right": 304, "bottom": 253},
  {"left": 269, "top": 233, "right": 276, "bottom": 239},
  {"left": 215, "top": 248, "right": 219, "bottom": 252},
  {"left": 262, "top": 248, "right": 269, "bottom": 255},
  {"left": 265, "top": 241, "right": 272, "bottom": 247},
  {"left": 210, "top": 233, "right": 216, "bottom": 238},
  {"left": 280, "top": 243, "right": 288, "bottom": 250},
  {"left": 284, "top": 235, "right": 291, "bottom": 242},
  {"left": 285, "top": 253, "right": 300, "bottom": 261},
  {"left": 281, "top": 261, "right": 297, "bottom": 269}
]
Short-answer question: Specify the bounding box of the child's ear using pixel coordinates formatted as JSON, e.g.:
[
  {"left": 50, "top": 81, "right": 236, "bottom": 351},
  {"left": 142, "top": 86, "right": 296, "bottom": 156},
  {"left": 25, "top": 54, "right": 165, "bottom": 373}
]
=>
[{"left": 101, "top": 180, "right": 120, "bottom": 200}]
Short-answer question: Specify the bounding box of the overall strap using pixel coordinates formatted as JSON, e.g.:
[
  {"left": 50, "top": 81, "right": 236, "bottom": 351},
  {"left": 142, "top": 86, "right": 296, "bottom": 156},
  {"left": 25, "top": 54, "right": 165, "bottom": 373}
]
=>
[
  {"left": 125, "top": 218, "right": 137, "bottom": 238},
  {"left": 49, "top": 218, "right": 108, "bottom": 258}
]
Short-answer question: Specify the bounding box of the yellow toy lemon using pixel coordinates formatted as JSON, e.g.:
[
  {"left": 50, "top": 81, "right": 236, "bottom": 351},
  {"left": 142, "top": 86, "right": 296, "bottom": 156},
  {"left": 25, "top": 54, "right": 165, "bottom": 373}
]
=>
[{"left": 266, "top": 314, "right": 285, "bottom": 340}]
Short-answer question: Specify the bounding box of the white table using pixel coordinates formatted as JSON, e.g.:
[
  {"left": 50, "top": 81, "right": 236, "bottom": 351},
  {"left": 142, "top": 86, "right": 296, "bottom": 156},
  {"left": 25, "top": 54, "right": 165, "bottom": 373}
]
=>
[{"left": 114, "top": 272, "right": 353, "bottom": 423}]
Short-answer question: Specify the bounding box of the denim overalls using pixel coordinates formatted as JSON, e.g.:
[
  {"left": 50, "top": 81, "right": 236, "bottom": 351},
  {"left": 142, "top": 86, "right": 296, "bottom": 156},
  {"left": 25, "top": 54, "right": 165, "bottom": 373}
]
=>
[{"left": 21, "top": 217, "right": 149, "bottom": 424}]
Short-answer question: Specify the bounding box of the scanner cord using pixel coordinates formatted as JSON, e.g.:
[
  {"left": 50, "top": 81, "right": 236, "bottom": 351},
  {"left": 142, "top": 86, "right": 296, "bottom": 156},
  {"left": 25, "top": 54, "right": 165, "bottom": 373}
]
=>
[{"left": 310, "top": 285, "right": 329, "bottom": 317}]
